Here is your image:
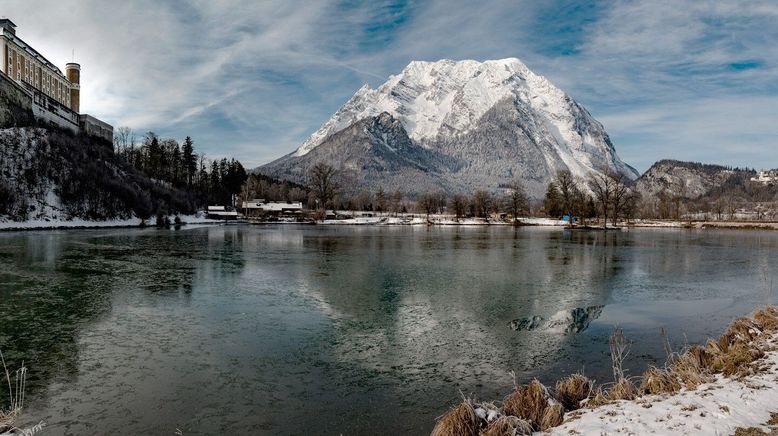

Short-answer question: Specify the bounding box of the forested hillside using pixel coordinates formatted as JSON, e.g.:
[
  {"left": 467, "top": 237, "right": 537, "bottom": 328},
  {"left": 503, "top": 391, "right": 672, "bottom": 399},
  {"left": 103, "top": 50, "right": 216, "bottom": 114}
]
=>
[{"left": 0, "top": 126, "right": 247, "bottom": 223}]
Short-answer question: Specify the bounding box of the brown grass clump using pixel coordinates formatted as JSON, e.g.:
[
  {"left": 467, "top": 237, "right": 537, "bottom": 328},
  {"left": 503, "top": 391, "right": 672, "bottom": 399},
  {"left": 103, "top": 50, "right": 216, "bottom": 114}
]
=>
[
  {"left": 431, "top": 400, "right": 480, "bottom": 436},
  {"left": 667, "top": 347, "right": 714, "bottom": 390},
  {"left": 685, "top": 345, "right": 714, "bottom": 368},
  {"left": 502, "top": 380, "right": 554, "bottom": 430},
  {"left": 479, "top": 415, "right": 533, "bottom": 436},
  {"left": 719, "top": 318, "right": 762, "bottom": 352},
  {"left": 706, "top": 338, "right": 724, "bottom": 355},
  {"left": 732, "top": 427, "right": 775, "bottom": 436},
  {"left": 1, "top": 411, "right": 17, "bottom": 433},
  {"left": 540, "top": 403, "right": 564, "bottom": 430},
  {"left": 606, "top": 378, "right": 637, "bottom": 401},
  {"left": 709, "top": 342, "right": 766, "bottom": 376},
  {"left": 586, "top": 386, "right": 610, "bottom": 408},
  {"left": 555, "top": 373, "right": 593, "bottom": 411},
  {"left": 639, "top": 366, "right": 681, "bottom": 395},
  {"left": 753, "top": 307, "right": 778, "bottom": 333}
]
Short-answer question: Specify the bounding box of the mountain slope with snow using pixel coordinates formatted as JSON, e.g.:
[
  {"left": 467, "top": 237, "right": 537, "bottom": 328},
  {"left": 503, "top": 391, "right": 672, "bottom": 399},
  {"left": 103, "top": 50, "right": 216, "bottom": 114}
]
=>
[
  {"left": 260, "top": 58, "right": 637, "bottom": 197},
  {"left": 635, "top": 160, "right": 754, "bottom": 199}
]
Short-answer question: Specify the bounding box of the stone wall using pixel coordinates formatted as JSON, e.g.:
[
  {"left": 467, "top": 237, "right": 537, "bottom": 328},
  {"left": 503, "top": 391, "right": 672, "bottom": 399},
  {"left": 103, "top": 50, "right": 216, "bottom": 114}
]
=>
[
  {"left": 29, "top": 84, "right": 79, "bottom": 133},
  {"left": 0, "top": 72, "right": 34, "bottom": 127},
  {"left": 79, "top": 114, "right": 113, "bottom": 143}
]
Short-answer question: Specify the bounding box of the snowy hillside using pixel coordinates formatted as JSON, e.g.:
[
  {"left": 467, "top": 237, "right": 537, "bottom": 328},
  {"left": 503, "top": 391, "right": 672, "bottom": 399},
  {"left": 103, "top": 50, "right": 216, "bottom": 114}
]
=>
[
  {"left": 260, "top": 58, "right": 637, "bottom": 197},
  {"left": 635, "top": 160, "right": 754, "bottom": 199},
  {"left": 0, "top": 127, "right": 201, "bottom": 224}
]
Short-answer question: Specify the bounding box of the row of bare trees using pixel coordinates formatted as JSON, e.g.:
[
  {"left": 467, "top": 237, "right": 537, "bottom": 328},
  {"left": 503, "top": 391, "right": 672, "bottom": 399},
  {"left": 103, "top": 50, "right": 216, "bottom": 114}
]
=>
[
  {"left": 543, "top": 170, "right": 640, "bottom": 227},
  {"left": 303, "top": 163, "right": 644, "bottom": 225}
]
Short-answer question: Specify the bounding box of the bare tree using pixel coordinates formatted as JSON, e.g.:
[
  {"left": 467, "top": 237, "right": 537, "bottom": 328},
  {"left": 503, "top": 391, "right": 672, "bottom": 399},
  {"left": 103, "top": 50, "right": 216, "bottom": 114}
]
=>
[
  {"left": 610, "top": 172, "right": 630, "bottom": 226},
  {"left": 309, "top": 162, "right": 338, "bottom": 211},
  {"left": 472, "top": 190, "right": 493, "bottom": 221},
  {"left": 449, "top": 194, "right": 468, "bottom": 221},
  {"left": 505, "top": 179, "right": 529, "bottom": 224},
  {"left": 418, "top": 192, "right": 440, "bottom": 219},
  {"left": 712, "top": 198, "right": 725, "bottom": 221},
  {"left": 114, "top": 126, "right": 132, "bottom": 154},
  {"left": 588, "top": 172, "right": 614, "bottom": 228},
  {"left": 375, "top": 188, "right": 386, "bottom": 213},
  {"left": 391, "top": 190, "right": 404, "bottom": 216},
  {"left": 555, "top": 170, "right": 581, "bottom": 225}
]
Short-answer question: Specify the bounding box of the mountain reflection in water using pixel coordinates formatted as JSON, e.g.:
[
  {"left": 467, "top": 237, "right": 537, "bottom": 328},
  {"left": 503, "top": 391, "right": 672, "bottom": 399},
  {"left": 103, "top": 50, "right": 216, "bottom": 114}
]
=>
[{"left": 509, "top": 305, "right": 605, "bottom": 333}]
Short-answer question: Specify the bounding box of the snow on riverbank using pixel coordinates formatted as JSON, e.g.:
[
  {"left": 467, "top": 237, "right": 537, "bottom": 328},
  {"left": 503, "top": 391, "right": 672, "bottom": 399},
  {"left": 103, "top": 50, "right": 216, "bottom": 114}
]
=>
[
  {"left": 317, "top": 214, "right": 569, "bottom": 226},
  {"left": 0, "top": 213, "right": 223, "bottom": 231},
  {"left": 550, "top": 340, "right": 778, "bottom": 435}
]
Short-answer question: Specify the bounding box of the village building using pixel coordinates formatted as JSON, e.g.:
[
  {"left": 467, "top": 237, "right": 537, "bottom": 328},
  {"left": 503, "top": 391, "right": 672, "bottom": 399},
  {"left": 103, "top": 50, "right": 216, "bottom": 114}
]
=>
[
  {"left": 0, "top": 18, "right": 113, "bottom": 142},
  {"left": 241, "top": 199, "right": 304, "bottom": 217},
  {"left": 751, "top": 170, "right": 778, "bottom": 185},
  {"left": 206, "top": 205, "right": 239, "bottom": 220}
]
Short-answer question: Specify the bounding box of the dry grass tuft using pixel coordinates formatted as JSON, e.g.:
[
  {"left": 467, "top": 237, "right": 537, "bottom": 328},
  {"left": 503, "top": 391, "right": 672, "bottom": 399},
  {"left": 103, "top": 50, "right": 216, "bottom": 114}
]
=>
[
  {"left": 685, "top": 345, "right": 714, "bottom": 368},
  {"left": 586, "top": 386, "right": 611, "bottom": 408},
  {"left": 1, "top": 350, "right": 27, "bottom": 434},
  {"left": 502, "top": 380, "right": 547, "bottom": 428},
  {"left": 639, "top": 366, "right": 681, "bottom": 395},
  {"left": 431, "top": 400, "right": 480, "bottom": 436},
  {"left": 502, "top": 380, "right": 556, "bottom": 430},
  {"left": 732, "top": 427, "right": 775, "bottom": 436},
  {"left": 668, "top": 348, "right": 714, "bottom": 390},
  {"left": 606, "top": 378, "right": 637, "bottom": 401},
  {"left": 555, "top": 373, "right": 593, "bottom": 411},
  {"left": 709, "top": 342, "right": 766, "bottom": 376},
  {"left": 719, "top": 318, "right": 762, "bottom": 352},
  {"left": 479, "top": 415, "right": 533, "bottom": 436},
  {"left": 540, "top": 403, "right": 564, "bottom": 430},
  {"left": 1, "top": 411, "right": 17, "bottom": 433},
  {"left": 753, "top": 307, "right": 778, "bottom": 333},
  {"left": 706, "top": 338, "right": 724, "bottom": 355}
]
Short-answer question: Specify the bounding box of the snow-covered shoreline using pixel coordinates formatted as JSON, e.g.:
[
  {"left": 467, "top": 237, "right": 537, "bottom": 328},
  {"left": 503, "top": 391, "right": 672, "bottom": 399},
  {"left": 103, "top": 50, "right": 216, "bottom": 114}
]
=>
[
  {"left": 0, "top": 213, "right": 224, "bottom": 231},
  {"left": 314, "top": 215, "right": 569, "bottom": 226},
  {"left": 550, "top": 340, "right": 778, "bottom": 435},
  {"left": 432, "top": 307, "right": 778, "bottom": 436}
]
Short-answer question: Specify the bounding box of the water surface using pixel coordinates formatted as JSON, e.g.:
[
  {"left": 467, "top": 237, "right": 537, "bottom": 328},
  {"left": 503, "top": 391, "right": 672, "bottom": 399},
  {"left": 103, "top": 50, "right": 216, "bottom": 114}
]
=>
[{"left": 0, "top": 225, "right": 776, "bottom": 434}]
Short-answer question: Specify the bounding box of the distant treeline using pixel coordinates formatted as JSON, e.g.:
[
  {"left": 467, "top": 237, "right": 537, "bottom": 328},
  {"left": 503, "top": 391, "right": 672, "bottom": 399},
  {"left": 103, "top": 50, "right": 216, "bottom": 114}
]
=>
[
  {"left": 113, "top": 127, "right": 247, "bottom": 206},
  {"left": 268, "top": 161, "right": 778, "bottom": 223}
]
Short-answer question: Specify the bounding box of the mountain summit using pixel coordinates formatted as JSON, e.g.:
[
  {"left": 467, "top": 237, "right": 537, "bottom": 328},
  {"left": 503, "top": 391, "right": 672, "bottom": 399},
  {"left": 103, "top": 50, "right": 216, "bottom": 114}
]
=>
[{"left": 259, "top": 58, "right": 638, "bottom": 197}]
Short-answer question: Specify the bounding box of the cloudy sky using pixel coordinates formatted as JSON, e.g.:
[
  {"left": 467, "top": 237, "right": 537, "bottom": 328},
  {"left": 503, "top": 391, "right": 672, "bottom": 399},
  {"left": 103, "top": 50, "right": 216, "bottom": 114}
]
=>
[{"left": 4, "top": 0, "right": 776, "bottom": 172}]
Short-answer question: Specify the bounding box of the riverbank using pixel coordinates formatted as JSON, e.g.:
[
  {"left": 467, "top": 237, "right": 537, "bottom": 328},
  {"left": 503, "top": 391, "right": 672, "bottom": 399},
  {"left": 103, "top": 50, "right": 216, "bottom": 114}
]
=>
[
  {"left": 631, "top": 219, "right": 778, "bottom": 230},
  {"left": 313, "top": 216, "right": 569, "bottom": 226},
  {"left": 0, "top": 213, "right": 224, "bottom": 231},
  {"left": 3, "top": 212, "right": 777, "bottom": 232},
  {"left": 432, "top": 307, "right": 778, "bottom": 436}
]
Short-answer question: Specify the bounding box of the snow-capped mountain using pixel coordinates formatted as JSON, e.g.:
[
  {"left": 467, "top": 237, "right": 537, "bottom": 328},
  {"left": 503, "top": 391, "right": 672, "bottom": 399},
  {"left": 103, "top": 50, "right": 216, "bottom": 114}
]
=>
[{"left": 259, "top": 58, "right": 638, "bottom": 197}]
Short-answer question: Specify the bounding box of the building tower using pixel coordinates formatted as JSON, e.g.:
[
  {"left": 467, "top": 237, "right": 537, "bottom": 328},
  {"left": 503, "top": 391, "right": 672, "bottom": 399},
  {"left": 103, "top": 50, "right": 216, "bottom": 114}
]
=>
[{"left": 65, "top": 62, "right": 80, "bottom": 113}]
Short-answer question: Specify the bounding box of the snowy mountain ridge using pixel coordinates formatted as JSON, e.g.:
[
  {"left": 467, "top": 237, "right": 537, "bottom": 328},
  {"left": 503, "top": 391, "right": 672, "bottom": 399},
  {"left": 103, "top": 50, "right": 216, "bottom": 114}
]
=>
[{"left": 261, "top": 58, "right": 638, "bottom": 197}]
